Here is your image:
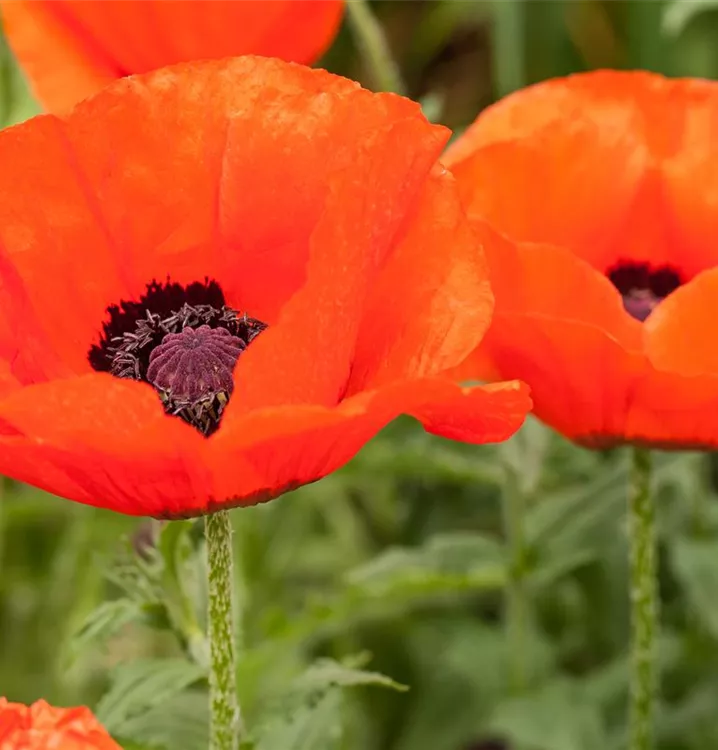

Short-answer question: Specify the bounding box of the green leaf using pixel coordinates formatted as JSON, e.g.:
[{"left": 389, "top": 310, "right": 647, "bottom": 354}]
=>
[
  {"left": 116, "top": 690, "right": 209, "bottom": 750},
  {"left": 394, "top": 616, "right": 555, "bottom": 750},
  {"left": 529, "top": 548, "right": 597, "bottom": 590},
  {"left": 488, "top": 679, "right": 608, "bottom": 750},
  {"left": 253, "top": 657, "right": 404, "bottom": 750},
  {"left": 293, "top": 657, "right": 407, "bottom": 694},
  {"left": 671, "top": 536, "right": 718, "bottom": 639},
  {"left": 524, "top": 460, "right": 628, "bottom": 554},
  {"left": 0, "top": 33, "right": 40, "bottom": 128},
  {"left": 67, "top": 598, "right": 143, "bottom": 665},
  {"left": 255, "top": 690, "right": 343, "bottom": 750},
  {"left": 347, "top": 531, "right": 506, "bottom": 596},
  {"left": 662, "top": 0, "right": 718, "bottom": 35},
  {"left": 497, "top": 417, "right": 552, "bottom": 496},
  {"left": 96, "top": 658, "right": 206, "bottom": 733}
]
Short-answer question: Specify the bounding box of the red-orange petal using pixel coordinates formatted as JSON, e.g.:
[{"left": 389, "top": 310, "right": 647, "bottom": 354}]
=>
[
  {"left": 0, "top": 114, "right": 132, "bottom": 383},
  {"left": 446, "top": 70, "right": 718, "bottom": 278},
  {"left": 208, "top": 377, "right": 530, "bottom": 514},
  {"left": 625, "top": 369, "right": 718, "bottom": 450},
  {"left": 0, "top": 374, "right": 528, "bottom": 518},
  {"left": 345, "top": 165, "right": 492, "bottom": 395},
  {"left": 463, "top": 224, "right": 646, "bottom": 444},
  {"left": 445, "top": 71, "right": 657, "bottom": 161},
  {"left": 0, "top": 374, "right": 219, "bottom": 517},
  {"left": 0, "top": 0, "right": 344, "bottom": 113},
  {"left": 0, "top": 698, "right": 121, "bottom": 750},
  {"left": 644, "top": 267, "right": 718, "bottom": 376},
  {"left": 660, "top": 86, "right": 718, "bottom": 277},
  {"left": 445, "top": 124, "right": 647, "bottom": 273},
  {"left": 0, "top": 58, "right": 447, "bottom": 388},
  {"left": 473, "top": 221, "right": 642, "bottom": 345},
  {"left": 71, "top": 58, "right": 447, "bottom": 323}
]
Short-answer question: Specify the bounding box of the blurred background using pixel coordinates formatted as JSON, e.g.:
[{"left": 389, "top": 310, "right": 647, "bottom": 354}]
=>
[{"left": 3, "top": 2, "right": 718, "bottom": 750}]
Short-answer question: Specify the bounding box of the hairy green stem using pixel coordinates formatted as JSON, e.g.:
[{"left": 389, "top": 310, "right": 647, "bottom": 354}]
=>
[
  {"left": 502, "top": 466, "right": 527, "bottom": 693},
  {"left": 346, "top": 0, "right": 406, "bottom": 94},
  {"left": 628, "top": 447, "right": 656, "bottom": 750},
  {"left": 206, "top": 511, "right": 242, "bottom": 750}
]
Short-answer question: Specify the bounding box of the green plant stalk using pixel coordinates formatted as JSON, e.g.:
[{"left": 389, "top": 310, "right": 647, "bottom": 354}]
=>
[
  {"left": 346, "top": 0, "right": 406, "bottom": 94},
  {"left": 206, "top": 511, "right": 242, "bottom": 750},
  {"left": 491, "top": 0, "right": 526, "bottom": 98},
  {"left": 502, "top": 466, "right": 527, "bottom": 693},
  {"left": 626, "top": 0, "right": 669, "bottom": 75},
  {"left": 628, "top": 447, "right": 656, "bottom": 750}
]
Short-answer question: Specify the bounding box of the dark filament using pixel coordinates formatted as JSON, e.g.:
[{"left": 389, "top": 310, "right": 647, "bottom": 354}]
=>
[
  {"left": 89, "top": 279, "right": 266, "bottom": 436},
  {"left": 606, "top": 260, "right": 683, "bottom": 322}
]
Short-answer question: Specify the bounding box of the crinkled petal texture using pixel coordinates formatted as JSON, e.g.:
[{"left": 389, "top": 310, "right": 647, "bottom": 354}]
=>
[
  {"left": 0, "top": 57, "right": 530, "bottom": 517},
  {"left": 0, "top": 0, "right": 344, "bottom": 113},
  {"left": 445, "top": 70, "right": 718, "bottom": 449},
  {"left": 0, "top": 699, "right": 121, "bottom": 750}
]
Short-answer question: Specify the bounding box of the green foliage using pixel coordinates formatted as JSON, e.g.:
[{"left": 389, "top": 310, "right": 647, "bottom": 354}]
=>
[
  {"left": 96, "top": 659, "right": 206, "bottom": 733},
  {"left": 252, "top": 657, "right": 406, "bottom": 750}
]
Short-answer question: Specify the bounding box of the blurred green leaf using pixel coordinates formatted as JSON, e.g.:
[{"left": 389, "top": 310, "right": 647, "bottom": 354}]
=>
[
  {"left": 255, "top": 690, "right": 342, "bottom": 750},
  {"left": 524, "top": 459, "right": 627, "bottom": 555},
  {"left": 0, "top": 30, "right": 39, "bottom": 127},
  {"left": 529, "top": 548, "right": 597, "bottom": 589},
  {"left": 96, "top": 658, "right": 206, "bottom": 733},
  {"left": 663, "top": 0, "right": 718, "bottom": 35},
  {"left": 346, "top": 531, "right": 506, "bottom": 594},
  {"left": 116, "top": 690, "right": 209, "bottom": 750},
  {"left": 395, "top": 616, "right": 554, "bottom": 750},
  {"left": 292, "top": 657, "right": 407, "bottom": 694},
  {"left": 253, "top": 657, "right": 404, "bottom": 750},
  {"left": 488, "top": 679, "right": 608, "bottom": 750},
  {"left": 68, "top": 599, "right": 143, "bottom": 666},
  {"left": 671, "top": 535, "right": 718, "bottom": 638}
]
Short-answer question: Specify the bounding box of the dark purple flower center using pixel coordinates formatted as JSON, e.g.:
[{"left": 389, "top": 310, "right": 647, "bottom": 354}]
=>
[
  {"left": 147, "top": 325, "right": 245, "bottom": 403},
  {"left": 89, "top": 279, "right": 267, "bottom": 436},
  {"left": 606, "top": 260, "right": 683, "bottom": 322}
]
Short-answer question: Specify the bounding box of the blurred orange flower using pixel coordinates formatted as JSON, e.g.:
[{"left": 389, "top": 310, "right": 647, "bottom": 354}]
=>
[
  {"left": 0, "top": 0, "right": 344, "bottom": 112},
  {"left": 0, "top": 56, "right": 529, "bottom": 518},
  {"left": 445, "top": 70, "right": 718, "bottom": 449},
  {"left": 0, "top": 698, "right": 120, "bottom": 750}
]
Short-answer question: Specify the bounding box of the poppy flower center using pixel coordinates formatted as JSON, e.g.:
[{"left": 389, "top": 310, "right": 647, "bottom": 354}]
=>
[
  {"left": 606, "top": 261, "right": 683, "bottom": 322},
  {"left": 88, "top": 279, "right": 266, "bottom": 436}
]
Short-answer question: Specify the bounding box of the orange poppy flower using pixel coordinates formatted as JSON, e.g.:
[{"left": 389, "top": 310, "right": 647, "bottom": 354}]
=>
[
  {"left": 0, "top": 56, "right": 529, "bottom": 518},
  {"left": 444, "top": 70, "right": 718, "bottom": 449},
  {"left": 0, "top": 698, "right": 120, "bottom": 750},
  {"left": 0, "top": 0, "right": 344, "bottom": 113}
]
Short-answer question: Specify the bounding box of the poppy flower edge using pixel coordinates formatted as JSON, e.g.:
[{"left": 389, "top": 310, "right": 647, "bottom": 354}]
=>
[
  {"left": 446, "top": 69, "right": 718, "bottom": 450},
  {"left": 0, "top": 57, "right": 531, "bottom": 517}
]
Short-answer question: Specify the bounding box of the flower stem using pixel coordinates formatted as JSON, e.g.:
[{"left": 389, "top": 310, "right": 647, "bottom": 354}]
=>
[
  {"left": 206, "top": 510, "right": 242, "bottom": 750},
  {"left": 628, "top": 447, "right": 657, "bottom": 750},
  {"left": 502, "top": 464, "right": 527, "bottom": 693},
  {"left": 346, "top": 0, "right": 406, "bottom": 94}
]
